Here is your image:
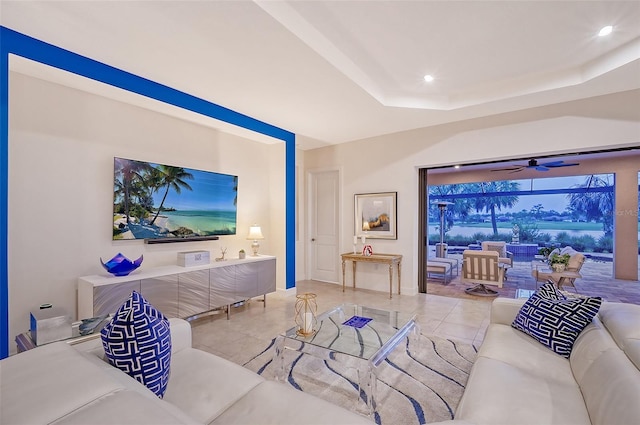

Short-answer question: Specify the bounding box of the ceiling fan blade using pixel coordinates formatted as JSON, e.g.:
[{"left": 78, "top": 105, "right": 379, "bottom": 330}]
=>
[
  {"left": 538, "top": 160, "right": 565, "bottom": 167},
  {"left": 491, "top": 159, "right": 579, "bottom": 173},
  {"left": 491, "top": 167, "right": 523, "bottom": 172},
  {"left": 548, "top": 162, "right": 579, "bottom": 168}
]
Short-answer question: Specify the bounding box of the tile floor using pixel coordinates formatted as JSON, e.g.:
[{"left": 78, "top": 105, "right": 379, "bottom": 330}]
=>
[
  {"left": 190, "top": 280, "right": 490, "bottom": 366},
  {"left": 191, "top": 256, "right": 639, "bottom": 365}
]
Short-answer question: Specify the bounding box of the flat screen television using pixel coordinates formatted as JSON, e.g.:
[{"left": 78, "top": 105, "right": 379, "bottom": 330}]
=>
[{"left": 113, "top": 157, "right": 237, "bottom": 241}]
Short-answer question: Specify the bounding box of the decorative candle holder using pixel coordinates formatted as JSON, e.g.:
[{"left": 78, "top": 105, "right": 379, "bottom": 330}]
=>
[{"left": 294, "top": 293, "right": 317, "bottom": 337}]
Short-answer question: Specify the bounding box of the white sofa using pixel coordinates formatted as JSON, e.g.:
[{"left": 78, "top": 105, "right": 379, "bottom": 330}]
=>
[
  {"left": 436, "top": 298, "right": 640, "bottom": 425},
  {"left": 0, "top": 318, "right": 372, "bottom": 425}
]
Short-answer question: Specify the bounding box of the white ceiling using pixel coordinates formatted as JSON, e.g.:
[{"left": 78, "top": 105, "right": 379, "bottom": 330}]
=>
[{"left": 1, "top": 1, "right": 640, "bottom": 150}]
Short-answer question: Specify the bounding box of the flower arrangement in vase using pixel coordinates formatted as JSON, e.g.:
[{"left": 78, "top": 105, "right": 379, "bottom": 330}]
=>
[{"left": 549, "top": 252, "right": 570, "bottom": 272}]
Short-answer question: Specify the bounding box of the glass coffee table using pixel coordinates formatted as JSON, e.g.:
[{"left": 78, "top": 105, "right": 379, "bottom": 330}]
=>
[{"left": 274, "top": 304, "right": 420, "bottom": 416}]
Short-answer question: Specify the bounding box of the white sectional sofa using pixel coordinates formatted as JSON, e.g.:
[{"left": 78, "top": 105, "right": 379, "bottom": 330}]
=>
[
  {"left": 4, "top": 298, "right": 639, "bottom": 425},
  {"left": 0, "top": 318, "right": 372, "bottom": 425},
  {"left": 435, "top": 298, "right": 640, "bottom": 425}
]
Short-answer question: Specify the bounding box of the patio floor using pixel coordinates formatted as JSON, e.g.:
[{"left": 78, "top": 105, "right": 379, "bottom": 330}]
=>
[{"left": 427, "top": 254, "right": 640, "bottom": 304}]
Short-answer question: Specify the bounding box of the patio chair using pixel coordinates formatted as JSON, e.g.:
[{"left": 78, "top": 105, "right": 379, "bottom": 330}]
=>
[
  {"left": 461, "top": 250, "right": 504, "bottom": 297},
  {"left": 481, "top": 241, "right": 513, "bottom": 276},
  {"left": 532, "top": 247, "right": 585, "bottom": 292}
]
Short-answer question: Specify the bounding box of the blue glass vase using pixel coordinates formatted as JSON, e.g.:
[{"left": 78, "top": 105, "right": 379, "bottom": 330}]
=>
[{"left": 100, "top": 253, "right": 143, "bottom": 276}]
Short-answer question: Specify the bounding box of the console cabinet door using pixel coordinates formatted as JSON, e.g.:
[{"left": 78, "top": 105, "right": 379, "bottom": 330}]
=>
[
  {"left": 141, "top": 275, "right": 179, "bottom": 318},
  {"left": 257, "top": 258, "right": 276, "bottom": 295},
  {"left": 178, "top": 269, "right": 210, "bottom": 319},
  {"left": 235, "top": 263, "right": 259, "bottom": 299},
  {"left": 210, "top": 266, "right": 237, "bottom": 308},
  {"left": 93, "top": 280, "right": 141, "bottom": 316}
]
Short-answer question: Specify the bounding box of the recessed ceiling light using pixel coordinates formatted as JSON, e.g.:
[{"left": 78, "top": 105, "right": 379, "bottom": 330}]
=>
[
  {"left": 454, "top": 165, "right": 461, "bottom": 169},
  {"left": 423, "top": 74, "right": 434, "bottom": 82},
  {"left": 598, "top": 25, "right": 613, "bottom": 37}
]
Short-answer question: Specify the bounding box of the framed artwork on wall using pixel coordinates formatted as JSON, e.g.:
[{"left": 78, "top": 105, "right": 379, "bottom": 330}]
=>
[{"left": 354, "top": 192, "right": 397, "bottom": 239}]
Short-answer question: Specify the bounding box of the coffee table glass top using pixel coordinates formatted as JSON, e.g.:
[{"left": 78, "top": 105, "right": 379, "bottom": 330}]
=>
[{"left": 281, "top": 304, "right": 416, "bottom": 362}]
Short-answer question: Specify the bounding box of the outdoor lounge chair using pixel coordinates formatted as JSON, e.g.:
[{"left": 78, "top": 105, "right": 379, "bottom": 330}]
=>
[
  {"left": 461, "top": 249, "right": 504, "bottom": 297},
  {"left": 481, "top": 241, "right": 513, "bottom": 276},
  {"left": 532, "top": 246, "right": 585, "bottom": 291}
]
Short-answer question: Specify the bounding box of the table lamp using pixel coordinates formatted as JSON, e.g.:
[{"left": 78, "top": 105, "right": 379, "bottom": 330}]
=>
[{"left": 247, "top": 224, "right": 264, "bottom": 256}]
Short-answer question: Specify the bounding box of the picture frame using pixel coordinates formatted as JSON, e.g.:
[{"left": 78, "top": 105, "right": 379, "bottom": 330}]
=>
[{"left": 354, "top": 192, "right": 397, "bottom": 239}]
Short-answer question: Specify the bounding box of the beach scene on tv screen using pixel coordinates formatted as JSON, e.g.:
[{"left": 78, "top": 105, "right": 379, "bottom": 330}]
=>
[{"left": 113, "top": 157, "right": 237, "bottom": 240}]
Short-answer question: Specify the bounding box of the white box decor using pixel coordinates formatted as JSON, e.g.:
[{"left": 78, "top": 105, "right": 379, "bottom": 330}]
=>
[{"left": 178, "top": 250, "right": 210, "bottom": 267}]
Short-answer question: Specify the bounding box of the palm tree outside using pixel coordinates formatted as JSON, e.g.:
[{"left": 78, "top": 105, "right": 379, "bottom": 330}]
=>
[
  {"left": 472, "top": 181, "right": 520, "bottom": 236},
  {"left": 429, "top": 184, "right": 474, "bottom": 233},
  {"left": 566, "top": 175, "right": 614, "bottom": 236}
]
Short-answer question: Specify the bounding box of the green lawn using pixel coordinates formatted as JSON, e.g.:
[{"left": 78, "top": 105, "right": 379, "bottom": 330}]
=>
[{"left": 459, "top": 221, "right": 604, "bottom": 231}]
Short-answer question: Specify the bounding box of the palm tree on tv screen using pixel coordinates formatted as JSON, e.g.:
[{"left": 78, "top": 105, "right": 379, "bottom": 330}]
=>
[
  {"left": 149, "top": 165, "right": 194, "bottom": 225},
  {"left": 233, "top": 175, "right": 238, "bottom": 207},
  {"left": 115, "top": 158, "right": 153, "bottom": 224}
]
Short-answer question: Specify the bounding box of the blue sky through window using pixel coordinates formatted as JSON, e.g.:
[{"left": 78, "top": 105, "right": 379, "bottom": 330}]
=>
[{"left": 502, "top": 175, "right": 612, "bottom": 213}]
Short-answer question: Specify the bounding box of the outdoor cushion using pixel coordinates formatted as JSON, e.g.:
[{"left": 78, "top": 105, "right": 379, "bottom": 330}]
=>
[
  {"left": 568, "top": 253, "right": 585, "bottom": 270},
  {"left": 484, "top": 243, "right": 506, "bottom": 257}
]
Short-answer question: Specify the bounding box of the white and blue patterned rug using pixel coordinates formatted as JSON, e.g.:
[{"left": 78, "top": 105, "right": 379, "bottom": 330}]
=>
[{"left": 243, "top": 334, "right": 477, "bottom": 425}]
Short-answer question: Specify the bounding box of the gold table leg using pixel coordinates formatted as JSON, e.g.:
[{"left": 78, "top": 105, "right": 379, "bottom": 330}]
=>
[
  {"left": 352, "top": 262, "right": 357, "bottom": 289},
  {"left": 342, "top": 260, "right": 346, "bottom": 292},
  {"left": 398, "top": 261, "right": 401, "bottom": 295},
  {"left": 388, "top": 264, "right": 393, "bottom": 299}
]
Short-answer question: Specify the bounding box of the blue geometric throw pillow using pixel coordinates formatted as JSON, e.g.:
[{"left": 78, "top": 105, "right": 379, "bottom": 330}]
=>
[
  {"left": 101, "top": 291, "right": 172, "bottom": 397},
  {"left": 511, "top": 292, "right": 601, "bottom": 358},
  {"left": 537, "top": 281, "right": 566, "bottom": 300}
]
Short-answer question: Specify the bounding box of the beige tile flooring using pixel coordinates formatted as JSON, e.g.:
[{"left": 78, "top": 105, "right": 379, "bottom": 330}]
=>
[
  {"left": 191, "top": 255, "right": 640, "bottom": 366},
  {"left": 190, "top": 280, "right": 489, "bottom": 366}
]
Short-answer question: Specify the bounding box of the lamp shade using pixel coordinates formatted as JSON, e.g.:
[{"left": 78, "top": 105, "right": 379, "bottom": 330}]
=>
[{"left": 247, "top": 225, "right": 264, "bottom": 240}]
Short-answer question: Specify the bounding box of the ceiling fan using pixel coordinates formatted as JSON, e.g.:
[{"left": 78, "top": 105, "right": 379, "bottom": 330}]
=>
[{"left": 491, "top": 159, "right": 579, "bottom": 173}]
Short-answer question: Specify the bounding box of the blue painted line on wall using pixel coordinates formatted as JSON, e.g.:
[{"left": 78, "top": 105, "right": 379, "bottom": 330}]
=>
[
  {"left": 0, "top": 26, "right": 297, "bottom": 359},
  {"left": 285, "top": 134, "right": 296, "bottom": 290},
  {"left": 0, "top": 28, "right": 10, "bottom": 360}
]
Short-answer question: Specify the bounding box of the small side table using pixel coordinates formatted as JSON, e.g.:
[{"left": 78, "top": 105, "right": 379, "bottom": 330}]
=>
[{"left": 16, "top": 331, "right": 102, "bottom": 353}]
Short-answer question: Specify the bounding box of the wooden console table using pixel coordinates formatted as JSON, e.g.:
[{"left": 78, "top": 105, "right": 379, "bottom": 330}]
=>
[{"left": 341, "top": 253, "right": 402, "bottom": 299}]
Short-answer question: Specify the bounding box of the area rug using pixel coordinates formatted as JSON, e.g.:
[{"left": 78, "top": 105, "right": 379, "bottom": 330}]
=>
[{"left": 243, "top": 334, "right": 478, "bottom": 425}]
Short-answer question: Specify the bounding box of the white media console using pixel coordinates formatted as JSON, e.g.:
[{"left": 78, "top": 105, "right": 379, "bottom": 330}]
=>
[{"left": 78, "top": 255, "right": 276, "bottom": 320}]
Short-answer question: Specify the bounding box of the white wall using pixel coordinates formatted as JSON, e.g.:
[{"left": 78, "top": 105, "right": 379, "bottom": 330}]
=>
[
  {"left": 303, "top": 90, "right": 640, "bottom": 295},
  {"left": 8, "top": 72, "right": 285, "bottom": 354}
]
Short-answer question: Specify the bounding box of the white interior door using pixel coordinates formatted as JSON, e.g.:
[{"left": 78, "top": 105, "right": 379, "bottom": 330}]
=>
[{"left": 309, "top": 169, "right": 340, "bottom": 283}]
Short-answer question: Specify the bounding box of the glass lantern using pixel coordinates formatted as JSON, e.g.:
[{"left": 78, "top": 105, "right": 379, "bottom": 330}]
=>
[{"left": 294, "top": 293, "right": 317, "bottom": 337}]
